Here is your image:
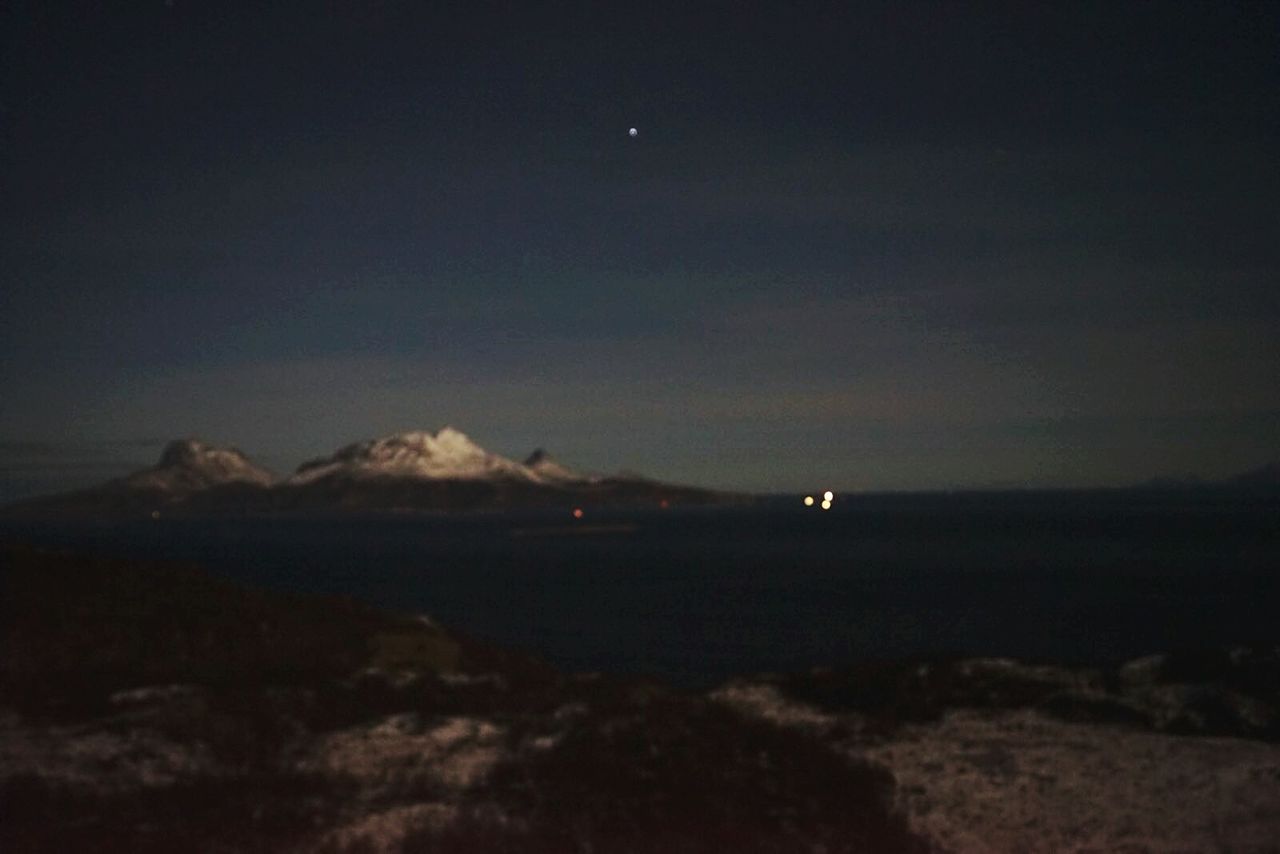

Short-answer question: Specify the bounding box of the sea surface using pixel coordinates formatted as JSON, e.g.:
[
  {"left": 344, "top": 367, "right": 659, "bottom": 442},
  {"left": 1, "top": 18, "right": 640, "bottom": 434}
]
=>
[{"left": 5, "top": 490, "right": 1279, "bottom": 687}]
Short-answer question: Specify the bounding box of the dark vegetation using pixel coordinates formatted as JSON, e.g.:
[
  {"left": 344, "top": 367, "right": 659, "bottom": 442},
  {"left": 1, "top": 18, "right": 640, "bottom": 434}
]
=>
[
  {"left": 3, "top": 770, "right": 350, "bottom": 854},
  {"left": 6, "top": 540, "right": 1274, "bottom": 851},
  {"left": 0, "top": 543, "right": 922, "bottom": 853},
  {"left": 1, "top": 544, "right": 523, "bottom": 718},
  {"left": 402, "top": 683, "right": 926, "bottom": 854},
  {"left": 770, "top": 648, "right": 1280, "bottom": 742}
]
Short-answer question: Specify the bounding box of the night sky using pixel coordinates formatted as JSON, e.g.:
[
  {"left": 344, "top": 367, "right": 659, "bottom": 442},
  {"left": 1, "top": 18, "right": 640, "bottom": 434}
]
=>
[{"left": 2, "top": 1, "right": 1278, "bottom": 498}]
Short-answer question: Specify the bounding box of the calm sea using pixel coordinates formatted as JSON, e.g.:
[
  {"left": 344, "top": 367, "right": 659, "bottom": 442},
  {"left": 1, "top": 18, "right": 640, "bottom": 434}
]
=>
[{"left": 5, "top": 490, "right": 1279, "bottom": 686}]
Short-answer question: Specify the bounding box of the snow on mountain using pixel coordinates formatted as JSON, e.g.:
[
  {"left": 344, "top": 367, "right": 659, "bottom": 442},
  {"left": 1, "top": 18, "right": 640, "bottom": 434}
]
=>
[
  {"left": 523, "top": 448, "right": 594, "bottom": 484},
  {"left": 290, "top": 427, "right": 544, "bottom": 485},
  {"left": 122, "top": 439, "right": 275, "bottom": 493},
  {"left": 1, "top": 427, "right": 744, "bottom": 517}
]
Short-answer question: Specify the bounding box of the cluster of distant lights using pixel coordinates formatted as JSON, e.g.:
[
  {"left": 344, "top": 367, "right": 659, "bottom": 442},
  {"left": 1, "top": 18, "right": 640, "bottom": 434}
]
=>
[
  {"left": 803, "top": 490, "right": 835, "bottom": 511},
  {"left": 571, "top": 498, "right": 668, "bottom": 519}
]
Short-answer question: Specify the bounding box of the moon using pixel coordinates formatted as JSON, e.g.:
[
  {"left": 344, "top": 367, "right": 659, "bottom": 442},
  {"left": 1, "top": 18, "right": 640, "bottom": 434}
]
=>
[{"left": 628, "top": 127, "right": 638, "bottom": 137}]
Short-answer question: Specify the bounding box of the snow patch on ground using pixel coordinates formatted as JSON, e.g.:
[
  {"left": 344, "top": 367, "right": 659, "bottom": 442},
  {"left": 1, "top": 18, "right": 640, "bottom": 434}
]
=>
[
  {"left": 304, "top": 714, "right": 506, "bottom": 792},
  {"left": 527, "top": 734, "right": 560, "bottom": 751},
  {"left": 299, "top": 714, "right": 511, "bottom": 850},
  {"left": 1119, "top": 654, "right": 1168, "bottom": 684},
  {"left": 109, "top": 684, "right": 201, "bottom": 706},
  {"left": 957, "top": 657, "right": 1104, "bottom": 692},
  {"left": 0, "top": 717, "right": 215, "bottom": 790},
  {"left": 712, "top": 681, "right": 1280, "bottom": 853},
  {"left": 710, "top": 681, "right": 841, "bottom": 731},
  {"left": 317, "top": 802, "right": 460, "bottom": 854},
  {"left": 866, "top": 710, "right": 1280, "bottom": 853},
  {"left": 438, "top": 671, "right": 506, "bottom": 688},
  {"left": 357, "top": 667, "right": 425, "bottom": 689},
  {"left": 1131, "top": 682, "right": 1276, "bottom": 732}
]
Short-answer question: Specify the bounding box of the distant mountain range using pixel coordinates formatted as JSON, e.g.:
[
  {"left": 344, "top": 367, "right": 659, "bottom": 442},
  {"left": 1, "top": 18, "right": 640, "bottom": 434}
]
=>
[
  {"left": 3, "top": 427, "right": 747, "bottom": 517},
  {"left": 1135, "top": 462, "right": 1280, "bottom": 491}
]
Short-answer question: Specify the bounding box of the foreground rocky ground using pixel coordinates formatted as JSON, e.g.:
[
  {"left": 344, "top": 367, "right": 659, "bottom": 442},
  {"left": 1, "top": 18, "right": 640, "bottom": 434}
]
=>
[
  {"left": 716, "top": 658, "right": 1280, "bottom": 852},
  {"left": 3, "top": 543, "right": 1278, "bottom": 852}
]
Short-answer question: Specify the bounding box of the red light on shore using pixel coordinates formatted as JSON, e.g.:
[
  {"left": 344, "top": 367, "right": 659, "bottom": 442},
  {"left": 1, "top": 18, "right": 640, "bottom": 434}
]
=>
[
  {"left": 659, "top": 499, "right": 670, "bottom": 509},
  {"left": 572, "top": 508, "right": 584, "bottom": 519}
]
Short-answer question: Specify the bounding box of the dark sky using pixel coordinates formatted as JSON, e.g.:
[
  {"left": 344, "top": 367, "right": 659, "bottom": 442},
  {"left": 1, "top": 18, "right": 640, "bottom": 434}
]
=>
[{"left": 2, "top": 1, "right": 1278, "bottom": 496}]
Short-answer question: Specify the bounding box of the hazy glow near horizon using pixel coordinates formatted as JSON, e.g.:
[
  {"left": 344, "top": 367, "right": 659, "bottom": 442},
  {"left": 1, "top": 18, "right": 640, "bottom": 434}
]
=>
[{"left": 1, "top": 5, "right": 1276, "bottom": 497}]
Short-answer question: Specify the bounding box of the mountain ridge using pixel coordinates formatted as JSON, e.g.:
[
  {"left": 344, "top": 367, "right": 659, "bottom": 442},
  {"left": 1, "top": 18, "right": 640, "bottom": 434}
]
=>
[
  {"left": 1134, "top": 461, "right": 1280, "bottom": 491},
  {"left": 3, "top": 427, "right": 746, "bottom": 516},
  {"left": 121, "top": 438, "right": 277, "bottom": 493},
  {"left": 290, "top": 427, "right": 572, "bottom": 486}
]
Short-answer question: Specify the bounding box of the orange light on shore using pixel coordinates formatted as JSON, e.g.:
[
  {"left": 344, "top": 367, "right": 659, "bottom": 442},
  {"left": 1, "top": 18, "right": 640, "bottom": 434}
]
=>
[{"left": 572, "top": 508, "right": 584, "bottom": 519}]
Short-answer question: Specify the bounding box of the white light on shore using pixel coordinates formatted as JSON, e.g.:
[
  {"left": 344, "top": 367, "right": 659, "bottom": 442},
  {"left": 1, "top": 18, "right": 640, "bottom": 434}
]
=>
[
  {"left": 823, "top": 490, "right": 834, "bottom": 501},
  {"left": 821, "top": 499, "right": 832, "bottom": 510},
  {"left": 803, "top": 495, "right": 815, "bottom": 506}
]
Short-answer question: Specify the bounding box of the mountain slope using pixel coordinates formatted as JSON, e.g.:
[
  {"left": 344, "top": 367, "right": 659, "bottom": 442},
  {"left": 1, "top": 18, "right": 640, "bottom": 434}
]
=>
[
  {"left": 3, "top": 428, "right": 746, "bottom": 516},
  {"left": 2, "top": 439, "right": 276, "bottom": 516},
  {"left": 524, "top": 448, "right": 594, "bottom": 484},
  {"left": 291, "top": 427, "right": 535, "bottom": 485},
  {"left": 123, "top": 439, "right": 276, "bottom": 493},
  {"left": 1135, "top": 461, "right": 1280, "bottom": 491}
]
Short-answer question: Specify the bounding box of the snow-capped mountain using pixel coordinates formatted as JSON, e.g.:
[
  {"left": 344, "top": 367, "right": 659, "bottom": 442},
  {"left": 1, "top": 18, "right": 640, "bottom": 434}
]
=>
[
  {"left": 3, "top": 427, "right": 746, "bottom": 516},
  {"left": 121, "top": 439, "right": 275, "bottom": 493},
  {"left": 290, "top": 427, "right": 562, "bottom": 485}
]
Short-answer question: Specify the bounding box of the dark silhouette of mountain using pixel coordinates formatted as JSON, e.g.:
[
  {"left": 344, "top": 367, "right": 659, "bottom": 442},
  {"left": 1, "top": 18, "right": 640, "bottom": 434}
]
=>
[
  {"left": 1227, "top": 462, "right": 1280, "bottom": 488},
  {"left": 1134, "top": 461, "right": 1280, "bottom": 492}
]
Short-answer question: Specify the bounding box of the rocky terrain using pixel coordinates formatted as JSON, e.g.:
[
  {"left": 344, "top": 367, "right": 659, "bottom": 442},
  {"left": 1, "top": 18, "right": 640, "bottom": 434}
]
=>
[
  {"left": 0, "top": 543, "right": 916, "bottom": 853},
  {"left": 3, "top": 542, "right": 1278, "bottom": 852},
  {"left": 716, "top": 655, "right": 1280, "bottom": 852}
]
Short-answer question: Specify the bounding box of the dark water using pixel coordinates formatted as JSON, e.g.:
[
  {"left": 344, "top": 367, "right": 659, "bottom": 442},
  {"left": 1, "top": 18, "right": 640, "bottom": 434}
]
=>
[{"left": 5, "top": 490, "right": 1279, "bottom": 687}]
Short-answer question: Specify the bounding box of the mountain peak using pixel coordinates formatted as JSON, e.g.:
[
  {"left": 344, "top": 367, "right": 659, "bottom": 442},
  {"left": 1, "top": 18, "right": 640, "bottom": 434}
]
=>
[
  {"left": 158, "top": 438, "right": 239, "bottom": 468},
  {"left": 4, "top": 427, "right": 743, "bottom": 516},
  {"left": 523, "top": 448, "right": 591, "bottom": 483},
  {"left": 291, "top": 426, "right": 531, "bottom": 484},
  {"left": 126, "top": 439, "right": 275, "bottom": 493}
]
